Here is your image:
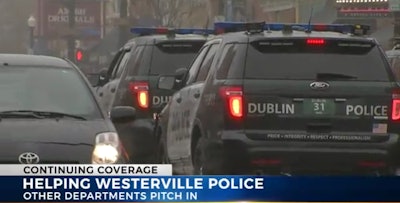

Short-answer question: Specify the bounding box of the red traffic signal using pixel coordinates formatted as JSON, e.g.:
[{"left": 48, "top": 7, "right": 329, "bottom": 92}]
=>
[{"left": 75, "top": 49, "right": 84, "bottom": 62}]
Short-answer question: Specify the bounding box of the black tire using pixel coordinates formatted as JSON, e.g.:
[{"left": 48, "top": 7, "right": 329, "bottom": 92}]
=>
[{"left": 192, "top": 138, "right": 225, "bottom": 175}]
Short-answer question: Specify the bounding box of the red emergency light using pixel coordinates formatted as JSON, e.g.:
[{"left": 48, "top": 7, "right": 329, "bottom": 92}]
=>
[{"left": 307, "top": 39, "right": 325, "bottom": 45}]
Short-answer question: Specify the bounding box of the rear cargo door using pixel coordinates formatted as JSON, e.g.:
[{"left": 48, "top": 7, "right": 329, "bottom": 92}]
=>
[
  {"left": 243, "top": 38, "right": 395, "bottom": 139},
  {"left": 148, "top": 40, "right": 205, "bottom": 113}
]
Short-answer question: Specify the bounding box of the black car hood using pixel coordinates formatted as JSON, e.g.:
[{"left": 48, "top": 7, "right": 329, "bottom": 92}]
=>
[
  {"left": 0, "top": 119, "right": 112, "bottom": 145},
  {"left": 0, "top": 119, "right": 115, "bottom": 164}
]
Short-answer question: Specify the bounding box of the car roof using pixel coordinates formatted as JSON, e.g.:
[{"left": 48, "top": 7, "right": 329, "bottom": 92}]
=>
[
  {"left": 125, "top": 34, "right": 211, "bottom": 46},
  {"left": 209, "top": 30, "right": 377, "bottom": 44},
  {"left": 0, "top": 54, "right": 72, "bottom": 68}
]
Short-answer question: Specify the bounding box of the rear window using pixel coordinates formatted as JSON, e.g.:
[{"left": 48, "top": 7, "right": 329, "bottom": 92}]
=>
[
  {"left": 150, "top": 41, "right": 205, "bottom": 75},
  {"left": 245, "top": 39, "right": 390, "bottom": 81}
]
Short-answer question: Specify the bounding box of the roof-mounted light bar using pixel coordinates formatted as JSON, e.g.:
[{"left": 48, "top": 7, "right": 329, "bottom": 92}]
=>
[
  {"left": 214, "top": 22, "right": 370, "bottom": 36},
  {"left": 214, "top": 22, "right": 265, "bottom": 34},
  {"left": 336, "top": 0, "right": 388, "bottom": 3},
  {"left": 130, "top": 27, "right": 214, "bottom": 36}
]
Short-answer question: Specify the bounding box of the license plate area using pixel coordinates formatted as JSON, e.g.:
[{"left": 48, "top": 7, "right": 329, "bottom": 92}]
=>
[{"left": 303, "top": 98, "right": 335, "bottom": 116}]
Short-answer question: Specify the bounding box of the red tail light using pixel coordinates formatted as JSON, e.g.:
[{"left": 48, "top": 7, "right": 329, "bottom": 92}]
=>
[
  {"left": 220, "top": 86, "right": 243, "bottom": 118},
  {"left": 129, "top": 82, "right": 149, "bottom": 109},
  {"left": 358, "top": 161, "right": 386, "bottom": 168},
  {"left": 392, "top": 89, "right": 400, "bottom": 121},
  {"left": 307, "top": 38, "right": 325, "bottom": 45}
]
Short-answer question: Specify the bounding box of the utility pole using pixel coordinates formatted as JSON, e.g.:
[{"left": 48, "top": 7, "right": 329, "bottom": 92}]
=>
[
  {"left": 226, "top": 0, "right": 233, "bottom": 21},
  {"left": 295, "top": 0, "right": 300, "bottom": 23},
  {"left": 390, "top": 0, "right": 400, "bottom": 46},
  {"left": 66, "top": 0, "right": 76, "bottom": 60},
  {"left": 118, "top": 0, "right": 128, "bottom": 47},
  {"left": 394, "top": 12, "right": 400, "bottom": 37}
]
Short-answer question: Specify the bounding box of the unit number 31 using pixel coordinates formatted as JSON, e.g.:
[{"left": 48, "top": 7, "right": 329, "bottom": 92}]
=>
[{"left": 314, "top": 102, "right": 325, "bottom": 111}]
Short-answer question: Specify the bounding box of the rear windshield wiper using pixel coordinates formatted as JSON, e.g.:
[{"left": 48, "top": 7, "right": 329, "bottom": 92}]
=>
[
  {"left": 316, "top": 73, "right": 358, "bottom": 81},
  {"left": 0, "top": 110, "right": 87, "bottom": 120}
]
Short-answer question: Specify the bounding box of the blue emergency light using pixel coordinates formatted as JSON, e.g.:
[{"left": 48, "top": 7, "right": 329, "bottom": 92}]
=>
[
  {"left": 130, "top": 27, "right": 214, "bottom": 36},
  {"left": 214, "top": 22, "right": 370, "bottom": 35}
]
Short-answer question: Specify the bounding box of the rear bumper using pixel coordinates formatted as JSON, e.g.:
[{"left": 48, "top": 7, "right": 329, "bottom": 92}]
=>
[{"left": 202, "top": 130, "right": 400, "bottom": 175}]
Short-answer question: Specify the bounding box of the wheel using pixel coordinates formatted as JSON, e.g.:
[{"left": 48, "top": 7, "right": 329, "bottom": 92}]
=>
[{"left": 192, "top": 138, "right": 226, "bottom": 175}]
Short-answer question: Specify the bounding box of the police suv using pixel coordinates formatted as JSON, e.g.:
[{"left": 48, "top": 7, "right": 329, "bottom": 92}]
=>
[
  {"left": 156, "top": 22, "right": 400, "bottom": 175},
  {"left": 96, "top": 28, "right": 211, "bottom": 163}
]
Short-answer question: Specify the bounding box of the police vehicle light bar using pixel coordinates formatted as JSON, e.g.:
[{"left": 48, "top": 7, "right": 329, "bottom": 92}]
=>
[
  {"left": 130, "top": 27, "right": 214, "bottom": 36},
  {"left": 336, "top": 0, "right": 388, "bottom": 3},
  {"left": 214, "top": 22, "right": 370, "bottom": 35}
]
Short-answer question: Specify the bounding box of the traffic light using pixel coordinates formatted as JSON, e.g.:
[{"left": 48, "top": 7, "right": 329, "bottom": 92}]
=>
[{"left": 75, "top": 48, "right": 85, "bottom": 63}]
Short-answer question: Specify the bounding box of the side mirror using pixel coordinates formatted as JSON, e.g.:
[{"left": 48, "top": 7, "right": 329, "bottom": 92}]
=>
[
  {"left": 174, "top": 68, "right": 189, "bottom": 87},
  {"left": 110, "top": 106, "right": 136, "bottom": 123},
  {"left": 157, "top": 76, "right": 176, "bottom": 90},
  {"left": 175, "top": 68, "right": 188, "bottom": 80},
  {"left": 96, "top": 69, "right": 109, "bottom": 87}
]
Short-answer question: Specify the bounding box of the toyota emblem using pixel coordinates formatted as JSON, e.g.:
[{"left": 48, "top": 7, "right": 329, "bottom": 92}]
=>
[
  {"left": 310, "top": 81, "right": 330, "bottom": 90},
  {"left": 18, "top": 152, "right": 40, "bottom": 164}
]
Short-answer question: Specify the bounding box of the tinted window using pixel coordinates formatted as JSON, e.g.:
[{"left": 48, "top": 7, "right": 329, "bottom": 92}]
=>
[
  {"left": 196, "top": 44, "right": 219, "bottom": 82},
  {"left": 186, "top": 46, "right": 210, "bottom": 85},
  {"left": 107, "top": 50, "right": 124, "bottom": 78},
  {"left": 245, "top": 39, "right": 390, "bottom": 81},
  {"left": 216, "top": 43, "right": 242, "bottom": 79},
  {"left": 126, "top": 46, "right": 145, "bottom": 77},
  {"left": 150, "top": 41, "right": 205, "bottom": 75},
  {"left": 112, "top": 50, "right": 131, "bottom": 79},
  {"left": 0, "top": 66, "right": 101, "bottom": 119}
]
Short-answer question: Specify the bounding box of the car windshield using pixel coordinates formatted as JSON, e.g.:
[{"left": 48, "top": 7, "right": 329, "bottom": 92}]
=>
[
  {"left": 0, "top": 66, "right": 101, "bottom": 119},
  {"left": 245, "top": 39, "right": 390, "bottom": 81},
  {"left": 149, "top": 41, "right": 204, "bottom": 75}
]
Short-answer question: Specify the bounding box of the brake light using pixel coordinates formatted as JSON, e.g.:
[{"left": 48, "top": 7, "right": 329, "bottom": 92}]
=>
[
  {"left": 220, "top": 86, "right": 243, "bottom": 118},
  {"left": 129, "top": 82, "right": 149, "bottom": 109},
  {"left": 392, "top": 90, "right": 400, "bottom": 121},
  {"left": 307, "top": 39, "right": 325, "bottom": 45}
]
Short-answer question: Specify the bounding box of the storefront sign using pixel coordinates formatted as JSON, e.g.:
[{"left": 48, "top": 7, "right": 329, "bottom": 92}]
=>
[{"left": 39, "top": 0, "right": 101, "bottom": 38}]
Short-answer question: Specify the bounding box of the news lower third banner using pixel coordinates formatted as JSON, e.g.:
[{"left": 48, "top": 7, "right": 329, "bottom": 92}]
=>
[{"left": 0, "top": 165, "right": 399, "bottom": 202}]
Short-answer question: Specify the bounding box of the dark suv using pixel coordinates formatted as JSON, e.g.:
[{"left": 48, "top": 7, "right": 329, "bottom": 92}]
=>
[
  {"left": 156, "top": 22, "right": 400, "bottom": 175},
  {"left": 96, "top": 28, "right": 211, "bottom": 163}
]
